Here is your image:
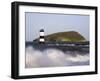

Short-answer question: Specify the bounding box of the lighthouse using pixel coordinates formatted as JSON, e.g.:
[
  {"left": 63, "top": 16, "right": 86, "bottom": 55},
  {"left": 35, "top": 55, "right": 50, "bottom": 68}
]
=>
[{"left": 39, "top": 29, "right": 45, "bottom": 43}]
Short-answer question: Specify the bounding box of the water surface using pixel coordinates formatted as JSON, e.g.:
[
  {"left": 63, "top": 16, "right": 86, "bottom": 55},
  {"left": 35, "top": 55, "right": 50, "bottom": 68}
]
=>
[{"left": 25, "top": 42, "right": 89, "bottom": 68}]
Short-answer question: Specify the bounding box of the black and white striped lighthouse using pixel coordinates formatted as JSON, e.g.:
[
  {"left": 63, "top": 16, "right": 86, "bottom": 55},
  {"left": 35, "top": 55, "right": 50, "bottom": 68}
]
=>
[{"left": 39, "top": 29, "right": 45, "bottom": 43}]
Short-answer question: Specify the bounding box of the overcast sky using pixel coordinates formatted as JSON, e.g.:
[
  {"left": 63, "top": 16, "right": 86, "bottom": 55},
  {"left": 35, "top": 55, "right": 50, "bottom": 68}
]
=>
[{"left": 25, "top": 12, "right": 89, "bottom": 41}]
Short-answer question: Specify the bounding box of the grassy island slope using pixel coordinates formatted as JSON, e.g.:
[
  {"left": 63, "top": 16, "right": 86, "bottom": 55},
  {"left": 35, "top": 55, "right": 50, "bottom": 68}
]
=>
[{"left": 34, "top": 31, "right": 86, "bottom": 42}]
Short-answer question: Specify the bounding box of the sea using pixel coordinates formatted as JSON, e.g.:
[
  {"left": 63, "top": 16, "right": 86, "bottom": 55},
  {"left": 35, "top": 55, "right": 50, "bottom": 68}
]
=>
[{"left": 25, "top": 42, "right": 89, "bottom": 68}]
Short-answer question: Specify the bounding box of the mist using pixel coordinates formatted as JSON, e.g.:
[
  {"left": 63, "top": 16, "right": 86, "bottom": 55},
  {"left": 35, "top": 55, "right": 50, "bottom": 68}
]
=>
[{"left": 25, "top": 46, "right": 89, "bottom": 68}]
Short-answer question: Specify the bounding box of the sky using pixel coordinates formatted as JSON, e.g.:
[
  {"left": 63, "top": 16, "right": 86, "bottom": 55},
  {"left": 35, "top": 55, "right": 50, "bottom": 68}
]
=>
[{"left": 25, "top": 12, "right": 89, "bottom": 41}]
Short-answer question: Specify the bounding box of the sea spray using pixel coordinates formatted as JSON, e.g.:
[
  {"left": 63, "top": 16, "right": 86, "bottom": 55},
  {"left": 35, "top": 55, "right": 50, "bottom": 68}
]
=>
[{"left": 25, "top": 46, "right": 89, "bottom": 68}]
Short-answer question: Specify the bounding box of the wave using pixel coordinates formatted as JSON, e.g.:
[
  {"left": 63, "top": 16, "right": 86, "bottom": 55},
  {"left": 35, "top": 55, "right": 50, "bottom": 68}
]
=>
[{"left": 25, "top": 46, "right": 89, "bottom": 68}]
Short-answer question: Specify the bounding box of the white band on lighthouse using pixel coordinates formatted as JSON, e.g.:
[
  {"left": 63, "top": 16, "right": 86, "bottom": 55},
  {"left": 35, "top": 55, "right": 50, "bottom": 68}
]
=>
[
  {"left": 39, "top": 39, "right": 44, "bottom": 42},
  {"left": 40, "top": 32, "right": 44, "bottom": 36}
]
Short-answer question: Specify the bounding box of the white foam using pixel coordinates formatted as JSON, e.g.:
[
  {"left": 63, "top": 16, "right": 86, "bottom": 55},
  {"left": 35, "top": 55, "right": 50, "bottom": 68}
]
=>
[{"left": 25, "top": 46, "right": 89, "bottom": 68}]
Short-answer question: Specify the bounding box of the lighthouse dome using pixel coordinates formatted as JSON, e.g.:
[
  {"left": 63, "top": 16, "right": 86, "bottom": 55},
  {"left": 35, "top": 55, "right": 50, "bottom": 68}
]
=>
[{"left": 40, "top": 29, "right": 44, "bottom": 32}]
